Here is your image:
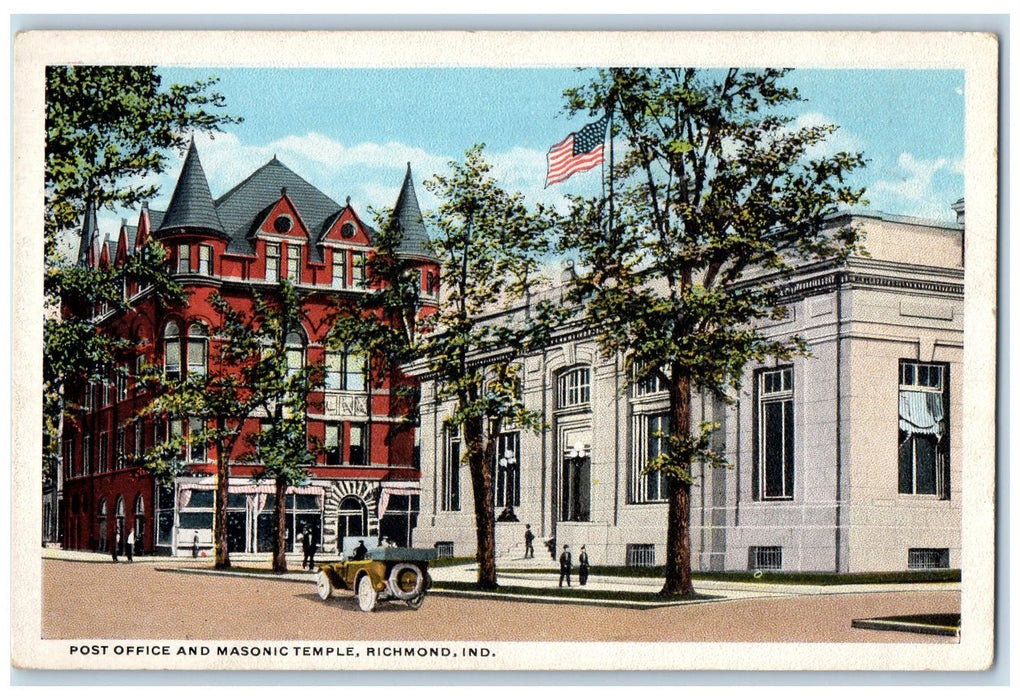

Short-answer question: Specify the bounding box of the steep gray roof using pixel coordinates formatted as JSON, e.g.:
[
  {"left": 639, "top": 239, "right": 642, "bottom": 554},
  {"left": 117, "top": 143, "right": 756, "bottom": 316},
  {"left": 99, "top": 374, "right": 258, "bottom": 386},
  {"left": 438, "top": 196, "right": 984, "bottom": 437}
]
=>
[
  {"left": 392, "top": 163, "right": 434, "bottom": 259},
  {"left": 157, "top": 140, "right": 225, "bottom": 236},
  {"left": 215, "top": 156, "right": 341, "bottom": 262},
  {"left": 76, "top": 202, "right": 99, "bottom": 267}
]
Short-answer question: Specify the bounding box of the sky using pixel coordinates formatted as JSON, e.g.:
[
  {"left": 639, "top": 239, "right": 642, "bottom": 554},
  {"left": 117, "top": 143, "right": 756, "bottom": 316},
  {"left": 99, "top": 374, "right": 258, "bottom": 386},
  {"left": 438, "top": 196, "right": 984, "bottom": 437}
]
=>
[{"left": 92, "top": 67, "right": 966, "bottom": 240}]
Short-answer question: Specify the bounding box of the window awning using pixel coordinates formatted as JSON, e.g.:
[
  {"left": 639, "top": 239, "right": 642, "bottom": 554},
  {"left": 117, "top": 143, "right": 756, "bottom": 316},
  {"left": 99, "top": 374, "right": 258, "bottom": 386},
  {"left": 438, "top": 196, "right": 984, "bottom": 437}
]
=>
[
  {"left": 378, "top": 481, "right": 420, "bottom": 519},
  {"left": 899, "top": 390, "right": 945, "bottom": 439}
]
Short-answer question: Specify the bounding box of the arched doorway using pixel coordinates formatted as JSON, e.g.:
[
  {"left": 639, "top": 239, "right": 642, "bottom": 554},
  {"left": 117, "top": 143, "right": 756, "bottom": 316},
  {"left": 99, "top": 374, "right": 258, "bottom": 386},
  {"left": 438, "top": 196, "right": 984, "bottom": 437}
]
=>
[
  {"left": 133, "top": 495, "right": 146, "bottom": 556},
  {"left": 115, "top": 496, "right": 126, "bottom": 556},
  {"left": 97, "top": 498, "right": 107, "bottom": 553},
  {"left": 337, "top": 496, "right": 368, "bottom": 551}
]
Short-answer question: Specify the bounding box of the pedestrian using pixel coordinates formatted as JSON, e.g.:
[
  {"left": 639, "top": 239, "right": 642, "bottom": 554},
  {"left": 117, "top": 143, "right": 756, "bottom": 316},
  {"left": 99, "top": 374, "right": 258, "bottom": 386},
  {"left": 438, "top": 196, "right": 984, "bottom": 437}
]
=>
[
  {"left": 353, "top": 540, "right": 368, "bottom": 560},
  {"left": 112, "top": 527, "right": 121, "bottom": 562},
  {"left": 192, "top": 532, "right": 199, "bottom": 558},
  {"left": 126, "top": 528, "right": 135, "bottom": 563},
  {"left": 578, "top": 545, "right": 590, "bottom": 585},
  {"left": 559, "top": 544, "right": 572, "bottom": 587},
  {"left": 309, "top": 532, "right": 318, "bottom": 569},
  {"left": 301, "top": 526, "right": 313, "bottom": 570},
  {"left": 524, "top": 524, "right": 535, "bottom": 559}
]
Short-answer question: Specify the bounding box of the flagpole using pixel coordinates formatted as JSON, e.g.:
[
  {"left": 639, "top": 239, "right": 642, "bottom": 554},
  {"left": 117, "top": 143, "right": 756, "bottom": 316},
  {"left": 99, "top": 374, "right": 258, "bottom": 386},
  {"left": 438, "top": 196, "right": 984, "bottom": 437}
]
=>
[{"left": 607, "top": 108, "right": 615, "bottom": 240}]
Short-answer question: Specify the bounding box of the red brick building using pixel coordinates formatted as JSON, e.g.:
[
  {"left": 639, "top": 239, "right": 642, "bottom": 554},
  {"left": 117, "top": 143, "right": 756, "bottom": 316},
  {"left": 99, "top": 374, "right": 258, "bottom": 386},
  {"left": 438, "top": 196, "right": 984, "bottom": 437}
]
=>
[{"left": 60, "top": 142, "right": 438, "bottom": 557}]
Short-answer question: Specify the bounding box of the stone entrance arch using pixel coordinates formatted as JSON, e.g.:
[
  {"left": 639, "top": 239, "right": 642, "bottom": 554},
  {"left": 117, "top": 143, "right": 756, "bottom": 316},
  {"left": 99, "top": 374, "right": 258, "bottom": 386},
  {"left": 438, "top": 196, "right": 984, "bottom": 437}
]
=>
[{"left": 321, "top": 481, "right": 379, "bottom": 554}]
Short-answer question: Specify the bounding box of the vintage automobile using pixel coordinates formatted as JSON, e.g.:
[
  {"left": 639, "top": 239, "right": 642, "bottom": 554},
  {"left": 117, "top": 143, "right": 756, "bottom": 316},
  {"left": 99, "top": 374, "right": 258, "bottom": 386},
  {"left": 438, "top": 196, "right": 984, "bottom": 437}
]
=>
[{"left": 315, "top": 547, "right": 436, "bottom": 612}]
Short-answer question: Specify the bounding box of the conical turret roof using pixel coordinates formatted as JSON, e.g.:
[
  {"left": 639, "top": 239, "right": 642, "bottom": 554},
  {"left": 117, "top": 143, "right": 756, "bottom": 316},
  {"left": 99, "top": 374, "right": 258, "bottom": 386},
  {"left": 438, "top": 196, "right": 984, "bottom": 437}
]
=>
[
  {"left": 76, "top": 201, "right": 99, "bottom": 267},
  {"left": 392, "top": 163, "right": 433, "bottom": 259},
  {"left": 157, "top": 139, "right": 225, "bottom": 236}
]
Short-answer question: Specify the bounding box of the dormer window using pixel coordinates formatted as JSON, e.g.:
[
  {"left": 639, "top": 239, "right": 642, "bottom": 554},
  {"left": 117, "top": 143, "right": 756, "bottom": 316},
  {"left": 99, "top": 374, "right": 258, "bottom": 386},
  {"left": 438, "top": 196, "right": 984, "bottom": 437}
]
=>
[
  {"left": 273, "top": 215, "right": 293, "bottom": 234},
  {"left": 332, "top": 250, "right": 348, "bottom": 289},
  {"left": 286, "top": 245, "right": 301, "bottom": 283},
  {"left": 266, "top": 243, "right": 280, "bottom": 282},
  {"left": 341, "top": 222, "right": 356, "bottom": 239}
]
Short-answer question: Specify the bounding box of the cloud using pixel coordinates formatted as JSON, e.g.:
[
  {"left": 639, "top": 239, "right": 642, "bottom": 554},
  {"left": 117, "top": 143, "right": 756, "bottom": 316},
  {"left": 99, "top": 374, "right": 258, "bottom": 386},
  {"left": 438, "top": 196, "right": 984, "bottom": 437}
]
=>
[
  {"left": 867, "top": 152, "right": 964, "bottom": 221},
  {"left": 789, "top": 112, "right": 864, "bottom": 160}
]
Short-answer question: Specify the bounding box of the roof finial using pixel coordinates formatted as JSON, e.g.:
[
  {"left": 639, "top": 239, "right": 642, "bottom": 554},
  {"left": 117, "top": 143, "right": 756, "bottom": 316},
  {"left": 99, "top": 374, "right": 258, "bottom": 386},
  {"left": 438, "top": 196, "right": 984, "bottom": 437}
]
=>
[
  {"left": 281, "top": 187, "right": 287, "bottom": 197},
  {"left": 346, "top": 196, "right": 351, "bottom": 206}
]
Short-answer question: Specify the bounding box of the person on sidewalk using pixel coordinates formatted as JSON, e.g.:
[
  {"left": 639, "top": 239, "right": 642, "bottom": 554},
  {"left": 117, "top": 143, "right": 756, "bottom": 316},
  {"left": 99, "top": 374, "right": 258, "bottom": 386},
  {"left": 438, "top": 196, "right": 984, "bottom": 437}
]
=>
[
  {"left": 112, "top": 527, "right": 121, "bottom": 562},
  {"left": 301, "top": 527, "right": 313, "bottom": 570},
  {"left": 559, "top": 544, "right": 572, "bottom": 587},
  {"left": 192, "top": 533, "right": 199, "bottom": 558},
  {"left": 524, "top": 524, "right": 535, "bottom": 559},
  {"left": 126, "top": 528, "right": 135, "bottom": 562},
  {"left": 578, "top": 545, "right": 589, "bottom": 585}
]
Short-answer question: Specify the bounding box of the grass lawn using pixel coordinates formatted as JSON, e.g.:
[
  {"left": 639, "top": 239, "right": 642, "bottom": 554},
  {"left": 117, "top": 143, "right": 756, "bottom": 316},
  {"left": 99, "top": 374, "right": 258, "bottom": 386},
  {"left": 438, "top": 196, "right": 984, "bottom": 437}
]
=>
[
  {"left": 431, "top": 580, "right": 720, "bottom": 604},
  {"left": 495, "top": 566, "right": 962, "bottom": 585}
]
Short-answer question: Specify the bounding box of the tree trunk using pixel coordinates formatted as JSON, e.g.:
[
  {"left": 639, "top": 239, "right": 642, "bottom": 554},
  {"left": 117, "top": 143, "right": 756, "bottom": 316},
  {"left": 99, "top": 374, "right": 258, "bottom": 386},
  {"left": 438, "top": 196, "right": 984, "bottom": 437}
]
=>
[
  {"left": 465, "top": 416, "right": 497, "bottom": 589},
  {"left": 662, "top": 372, "right": 694, "bottom": 597},
  {"left": 272, "top": 476, "right": 288, "bottom": 573},
  {"left": 214, "top": 424, "right": 230, "bottom": 569}
]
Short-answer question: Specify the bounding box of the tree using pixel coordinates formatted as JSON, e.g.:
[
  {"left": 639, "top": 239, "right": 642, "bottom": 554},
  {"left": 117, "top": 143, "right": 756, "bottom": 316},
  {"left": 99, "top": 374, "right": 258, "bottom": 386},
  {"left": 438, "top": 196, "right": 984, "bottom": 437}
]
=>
[
  {"left": 421, "top": 146, "right": 564, "bottom": 589},
  {"left": 141, "top": 281, "right": 319, "bottom": 571},
  {"left": 44, "top": 66, "right": 240, "bottom": 487},
  {"left": 559, "top": 68, "right": 866, "bottom": 597}
]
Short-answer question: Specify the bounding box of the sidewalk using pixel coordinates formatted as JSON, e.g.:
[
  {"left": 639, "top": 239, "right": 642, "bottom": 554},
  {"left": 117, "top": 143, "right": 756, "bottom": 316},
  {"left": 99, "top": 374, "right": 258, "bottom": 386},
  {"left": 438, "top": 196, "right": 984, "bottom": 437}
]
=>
[{"left": 44, "top": 547, "right": 961, "bottom": 610}]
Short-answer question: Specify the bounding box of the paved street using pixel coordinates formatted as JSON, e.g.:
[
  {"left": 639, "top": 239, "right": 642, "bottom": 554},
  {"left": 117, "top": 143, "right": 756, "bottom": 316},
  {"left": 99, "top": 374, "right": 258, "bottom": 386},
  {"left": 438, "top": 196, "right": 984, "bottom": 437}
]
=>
[{"left": 42, "top": 551, "right": 959, "bottom": 643}]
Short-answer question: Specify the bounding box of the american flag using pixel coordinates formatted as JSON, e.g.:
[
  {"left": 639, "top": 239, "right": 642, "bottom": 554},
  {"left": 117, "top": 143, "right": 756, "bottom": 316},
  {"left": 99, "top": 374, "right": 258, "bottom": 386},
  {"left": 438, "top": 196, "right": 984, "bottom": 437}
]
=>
[{"left": 545, "top": 113, "right": 610, "bottom": 187}]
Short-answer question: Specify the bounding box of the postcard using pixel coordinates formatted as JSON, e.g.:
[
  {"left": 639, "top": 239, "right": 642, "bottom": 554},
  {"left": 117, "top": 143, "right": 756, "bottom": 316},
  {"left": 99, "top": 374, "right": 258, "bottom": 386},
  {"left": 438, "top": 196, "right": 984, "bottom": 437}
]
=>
[{"left": 11, "top": 29, "right": 998, "bottom": 672}]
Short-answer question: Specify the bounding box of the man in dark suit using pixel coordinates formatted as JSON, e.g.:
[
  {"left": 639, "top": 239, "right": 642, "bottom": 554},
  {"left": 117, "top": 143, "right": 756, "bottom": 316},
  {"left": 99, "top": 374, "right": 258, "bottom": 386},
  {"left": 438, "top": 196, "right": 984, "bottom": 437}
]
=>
[{"left": 559, "top": 544, "right": 573, "bottom": 587}]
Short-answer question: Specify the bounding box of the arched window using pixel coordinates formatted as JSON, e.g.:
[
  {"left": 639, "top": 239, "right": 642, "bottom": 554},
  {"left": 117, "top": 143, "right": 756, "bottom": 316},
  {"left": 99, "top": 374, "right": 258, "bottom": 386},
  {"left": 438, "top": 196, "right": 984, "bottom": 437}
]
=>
[
  {"left": 163, "top": 322, "right": 181, "bottom": 379},
  {"left": 557, "top": 366, "right": 591, "bottom": 409},
  {"left": 187, "top": 322, "right": 208, "bottom": 376},
  {"left": 97, "top": 498, "right": 108, "bottom": 552},
  {"left": 115, "top": 495, "right": 126, "bottom": 554},
  {"left": 285, "top": 331, "right": 304, "bottom": 379},
  {"left": 337, "top": 496, "right": 368, "bottom": 544}
]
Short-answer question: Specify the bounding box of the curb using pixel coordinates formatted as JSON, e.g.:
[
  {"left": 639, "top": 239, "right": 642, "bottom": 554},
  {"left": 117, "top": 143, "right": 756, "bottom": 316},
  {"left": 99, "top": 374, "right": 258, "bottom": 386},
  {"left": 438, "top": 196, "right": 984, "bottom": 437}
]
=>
[{"left": 428, "top": 587, "right": 717, "bottom": 609}]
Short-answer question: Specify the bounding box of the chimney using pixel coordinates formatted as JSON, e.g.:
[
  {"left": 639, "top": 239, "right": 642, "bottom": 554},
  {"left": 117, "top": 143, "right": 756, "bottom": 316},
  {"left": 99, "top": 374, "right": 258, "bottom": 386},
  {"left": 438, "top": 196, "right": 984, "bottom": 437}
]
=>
[{"left": 951, "top": 197, "right": 965, "bottom": 227}]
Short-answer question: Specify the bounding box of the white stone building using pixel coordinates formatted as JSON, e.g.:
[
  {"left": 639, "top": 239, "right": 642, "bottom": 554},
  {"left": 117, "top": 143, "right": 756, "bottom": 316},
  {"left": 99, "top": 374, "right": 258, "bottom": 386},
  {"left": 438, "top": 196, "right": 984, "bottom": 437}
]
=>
[{"left": 412, "top": 206, "right": 964, "bottom": 573}]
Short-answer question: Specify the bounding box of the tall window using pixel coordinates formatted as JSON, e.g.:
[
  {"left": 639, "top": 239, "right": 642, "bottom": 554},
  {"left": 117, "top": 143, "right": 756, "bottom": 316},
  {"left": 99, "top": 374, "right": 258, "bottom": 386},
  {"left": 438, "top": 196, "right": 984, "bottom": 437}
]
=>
[
  {"left": 189, "top": 417, "right": 207, "bottom": 463},
  {"left": 558, "top": 367, "right": 591, "bottom": 408},
  {"left": 187, "top": 323, "right": 208, "bottom": 376},
  {"left": 632, "top": 413, "right": 669, "bottom": 502},
  {"left": 116, "top": 367, "right": 128, "bottom": 401},
  {"left": 324, "top": 350, "right": 366, "bottom": 391},
  {"left": 332, "top": 250, "right": 347, "bottom": 289},
  {"left": 116, "top": 426, "right": 125, "bottom": 468},
  {"left": 351, "top": 252, "right": 367, "bottom": 289},
  {"left": 898, "top": 361, "right": 950, "bottom": 497},
  {"left": 163, "top": 322, "right": 181, "bottom": 379},
  {"left": 83, "top": 435, "right": 92, "bottom": 475},
  {"left": 177, "top": 243, "right": 191, "bottom": 274},
  {"left": 756, "top": 367, "right": 794, "bottom": 500},
  {"left": 324, "top": 423, "right": 342, "bottom": 465},
  {"left": 349, "top": 422, "right": 367, "bottom": 465},
  {"left": 266, "top": 242, "right": 280, "bottom": 282},
  {"left": 97, "top": 432, "right": 108, "bottom": 473},
  {"left": 561, "top": 440, "right": 591, "bottom": 522},
  {"left": 286, "top": 245, "right": 301, "bottom": 282},
  {"left": 285, "top": 331, "right": 304, "bottom": 380},
  {"left": 198, "top": 245, "right": 213, "bottom": 275},
  {"left": 442, "top": 426, "right": 461, "bottom": 511},
  {"left": 495, "top": 432, "right": 521, "bottom": 508},
  {"left": 97, "top": 499, "right": 108, "bottom": 552}
]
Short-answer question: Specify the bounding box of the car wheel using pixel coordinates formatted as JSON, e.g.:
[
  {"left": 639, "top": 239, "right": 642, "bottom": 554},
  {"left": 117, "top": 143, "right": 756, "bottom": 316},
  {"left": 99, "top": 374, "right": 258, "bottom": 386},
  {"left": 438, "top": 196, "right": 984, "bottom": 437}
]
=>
[
  {"left": 315, "top": 570, "right": 333, "bottom": 601},
  {"left": 406, "top": 593, "right": 425, "bottom": 610},
  {"left": 356, "top": 574, "right": 377, "bottom": 612},
  {"left": 387, "top": 563, "right": 424, "bottom": 600}
]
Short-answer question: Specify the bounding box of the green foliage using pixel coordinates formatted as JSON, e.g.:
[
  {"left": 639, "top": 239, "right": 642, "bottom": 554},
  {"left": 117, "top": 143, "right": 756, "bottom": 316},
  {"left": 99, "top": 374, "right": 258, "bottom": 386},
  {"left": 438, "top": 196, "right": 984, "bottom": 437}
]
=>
[
  {"left": 559, "top": 68, "right": 867, "bottom": 594},
  {"left": 43, "top": 65, "right": 239, "bottom": 485}
]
